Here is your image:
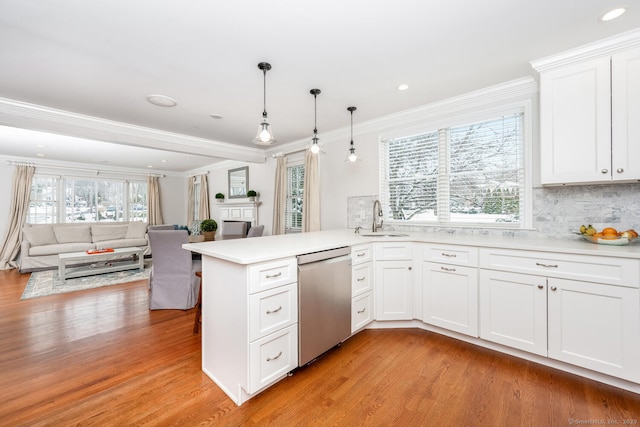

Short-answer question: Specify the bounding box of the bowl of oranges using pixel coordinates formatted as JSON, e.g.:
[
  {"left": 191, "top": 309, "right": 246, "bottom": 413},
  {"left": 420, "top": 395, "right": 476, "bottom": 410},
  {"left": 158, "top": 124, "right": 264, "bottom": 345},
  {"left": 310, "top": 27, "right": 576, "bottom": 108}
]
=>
[{"left": 579, "top": 225, "right": 639, "bottom": 245}]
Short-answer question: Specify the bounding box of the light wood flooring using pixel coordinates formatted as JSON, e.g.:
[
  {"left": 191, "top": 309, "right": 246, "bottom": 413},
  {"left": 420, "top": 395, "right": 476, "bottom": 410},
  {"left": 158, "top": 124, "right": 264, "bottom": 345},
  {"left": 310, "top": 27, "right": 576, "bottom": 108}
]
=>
[{"left": 1, "top": 268, "right": 639, "bottom": 426}]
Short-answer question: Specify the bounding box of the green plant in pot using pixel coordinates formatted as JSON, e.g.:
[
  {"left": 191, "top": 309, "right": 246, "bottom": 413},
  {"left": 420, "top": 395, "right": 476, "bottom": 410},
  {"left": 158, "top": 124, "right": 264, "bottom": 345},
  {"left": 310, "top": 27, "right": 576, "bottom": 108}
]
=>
[
  {"left": 200, "top": 219, "right": 218, "bottom": 241},
  {"left": 215, "top": 193, "right": 225, "bottom": 203},
  {"left": 247, "top": 190, "right": 258, "bottom": 201}
]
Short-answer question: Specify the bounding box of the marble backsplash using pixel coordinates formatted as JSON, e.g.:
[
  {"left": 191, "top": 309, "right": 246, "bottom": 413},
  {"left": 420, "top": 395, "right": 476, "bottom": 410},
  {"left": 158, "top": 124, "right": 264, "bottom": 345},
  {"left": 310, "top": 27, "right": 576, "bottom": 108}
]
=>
[{"left": 347, "top": 183, "right": 640, "bottom": 239}]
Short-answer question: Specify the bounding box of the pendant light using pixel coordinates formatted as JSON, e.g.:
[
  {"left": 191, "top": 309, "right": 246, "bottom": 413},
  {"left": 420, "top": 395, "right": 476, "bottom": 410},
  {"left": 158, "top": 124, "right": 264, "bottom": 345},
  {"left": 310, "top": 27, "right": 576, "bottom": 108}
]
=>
[
  {"left": 309, "top": 89, "right": 321, "bottom": 154},
  {"left": 347, "top": 106, "right": 358, "bottom": 162},
  {"left": 252, "top": 62, "right": 277, "bottom": 145}
]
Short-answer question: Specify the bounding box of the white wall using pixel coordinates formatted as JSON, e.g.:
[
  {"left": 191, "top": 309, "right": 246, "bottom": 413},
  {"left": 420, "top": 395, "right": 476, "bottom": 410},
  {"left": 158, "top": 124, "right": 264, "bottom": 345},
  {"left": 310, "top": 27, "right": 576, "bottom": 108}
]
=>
[
  {"left": 0, "top": 161, "right": 14, "bottom": 242},
  {"left": 159, "top": 175, "right": 187, "bottom": 225}
]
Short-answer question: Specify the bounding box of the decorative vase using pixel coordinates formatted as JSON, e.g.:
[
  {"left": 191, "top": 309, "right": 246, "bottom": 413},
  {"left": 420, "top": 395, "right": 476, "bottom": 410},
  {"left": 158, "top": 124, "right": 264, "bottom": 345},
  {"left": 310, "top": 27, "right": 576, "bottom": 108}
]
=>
[{"left": 203, "top": 231, "right": 216, "bottom": 241}]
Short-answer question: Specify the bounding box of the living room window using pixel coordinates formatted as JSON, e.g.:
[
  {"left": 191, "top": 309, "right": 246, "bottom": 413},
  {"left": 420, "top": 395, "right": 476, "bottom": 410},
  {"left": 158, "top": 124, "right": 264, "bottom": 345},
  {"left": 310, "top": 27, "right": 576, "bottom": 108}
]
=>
[
  {"left": 27, "top": 176, "right": 147, "bottom": 224},
  {"left": 285, "top": 163, "right": 304, "bottom": 233},
  {"left": 380, "top": 111, "right": 527, "bottom": 227}
]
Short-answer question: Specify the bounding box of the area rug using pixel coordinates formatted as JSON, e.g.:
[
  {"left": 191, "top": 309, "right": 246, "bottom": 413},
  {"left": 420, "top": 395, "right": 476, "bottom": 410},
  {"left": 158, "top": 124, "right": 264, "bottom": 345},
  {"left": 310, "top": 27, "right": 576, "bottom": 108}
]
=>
[{"left": 21, "top": 264, "right": 151, "bottom": 300}]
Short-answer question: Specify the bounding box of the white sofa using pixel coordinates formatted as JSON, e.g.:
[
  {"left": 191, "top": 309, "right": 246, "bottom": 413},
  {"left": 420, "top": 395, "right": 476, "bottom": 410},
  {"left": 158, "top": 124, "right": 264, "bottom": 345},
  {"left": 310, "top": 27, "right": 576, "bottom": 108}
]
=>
[{"left": 20, "top": 222, "right": 150, "bottom": 273}]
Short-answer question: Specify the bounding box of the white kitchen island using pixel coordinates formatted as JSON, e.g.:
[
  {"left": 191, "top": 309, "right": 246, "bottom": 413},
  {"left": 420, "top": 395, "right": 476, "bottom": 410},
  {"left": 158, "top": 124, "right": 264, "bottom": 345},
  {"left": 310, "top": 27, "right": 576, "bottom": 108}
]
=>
[{"left": 184, "top": 229, "right": 640, "bottom": 404}]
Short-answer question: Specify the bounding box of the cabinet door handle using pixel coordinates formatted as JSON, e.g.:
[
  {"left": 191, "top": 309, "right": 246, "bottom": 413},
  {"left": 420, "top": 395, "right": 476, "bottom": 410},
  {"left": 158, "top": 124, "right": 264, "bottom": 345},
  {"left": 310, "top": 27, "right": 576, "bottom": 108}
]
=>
[
  {"left": 408, "top": 267, "right": 412, "bottom": 271},
  {"left": 617, "top": 168, "right": 624, "bottom": 174},
  {"left": 265, "top": 272, "right": 282, "bottom": 279},
  {"left": 550, "top": 286, "right": 557, "bottom": 291},
  {"left": 535, "top": 262, "right": 558, "bottom": 268},
  {"left": 357, "top": 276, "right": 366, "bottom": 281},
  {"left": 266, "top": 306, "right": 282, "bottom": 315},
  {"left": 441, "top": 266, "right": 456, "bottom": 272},
  {"left": 441, "top": 253, "right": 457, "bottom": 257},
  {"left": 357, "top": 253, "right": 366, "bottom": 257},
  {"left": 357, "top": 307, "right": 366, "bottom": 314},
  {"left": 601, "top": 169, "right": 609, "bottom": 174},
  {"left": 266, "top": 351, "right": 283, "bottom": 362},
  {"left": 537, "top": 285, "right": 544, "bottom": 289}
]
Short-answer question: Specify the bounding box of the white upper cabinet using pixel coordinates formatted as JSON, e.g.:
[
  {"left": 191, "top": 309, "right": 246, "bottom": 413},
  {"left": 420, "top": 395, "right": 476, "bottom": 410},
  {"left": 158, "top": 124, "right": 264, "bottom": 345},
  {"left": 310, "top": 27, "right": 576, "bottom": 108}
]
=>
[{"left": 533, "top": 31, "right": 640, "bottom": 185}]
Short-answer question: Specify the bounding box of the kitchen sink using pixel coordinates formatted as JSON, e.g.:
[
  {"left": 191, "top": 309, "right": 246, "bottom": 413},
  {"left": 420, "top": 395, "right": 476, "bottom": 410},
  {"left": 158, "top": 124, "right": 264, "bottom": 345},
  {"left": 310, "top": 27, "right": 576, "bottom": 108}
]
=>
[{"left": 359, "top": 232, "right": 409, "bottom": 237}]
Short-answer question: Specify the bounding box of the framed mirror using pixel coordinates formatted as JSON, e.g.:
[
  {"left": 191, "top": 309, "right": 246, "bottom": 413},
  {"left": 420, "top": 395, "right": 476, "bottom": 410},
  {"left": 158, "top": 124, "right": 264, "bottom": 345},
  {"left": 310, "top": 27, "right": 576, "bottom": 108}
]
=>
[{"left": 228, "top": 166, "right": 249, "bottom": 199}]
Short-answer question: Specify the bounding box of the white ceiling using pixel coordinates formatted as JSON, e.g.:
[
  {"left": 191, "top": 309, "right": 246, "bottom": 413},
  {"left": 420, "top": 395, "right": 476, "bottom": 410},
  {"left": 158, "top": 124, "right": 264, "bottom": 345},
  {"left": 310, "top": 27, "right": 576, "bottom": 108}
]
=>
[{"left": 0, "top": 1, "right": 638, "bottom": 172}]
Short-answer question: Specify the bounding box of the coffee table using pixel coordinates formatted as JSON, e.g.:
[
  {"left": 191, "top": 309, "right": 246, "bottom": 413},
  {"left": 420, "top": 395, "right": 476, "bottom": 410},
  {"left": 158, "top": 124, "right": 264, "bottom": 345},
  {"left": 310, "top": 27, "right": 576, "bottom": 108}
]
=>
[{"left": 58, "top": 247, "right": 145, "bottom": 280}]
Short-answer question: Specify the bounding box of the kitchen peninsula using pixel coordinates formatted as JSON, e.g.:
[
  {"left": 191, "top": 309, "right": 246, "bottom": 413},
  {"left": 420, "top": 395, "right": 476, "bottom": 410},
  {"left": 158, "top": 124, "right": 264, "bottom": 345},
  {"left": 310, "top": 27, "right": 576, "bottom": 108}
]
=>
[{"left": 184, "top": 229, "right": 640, "bottom": 405}]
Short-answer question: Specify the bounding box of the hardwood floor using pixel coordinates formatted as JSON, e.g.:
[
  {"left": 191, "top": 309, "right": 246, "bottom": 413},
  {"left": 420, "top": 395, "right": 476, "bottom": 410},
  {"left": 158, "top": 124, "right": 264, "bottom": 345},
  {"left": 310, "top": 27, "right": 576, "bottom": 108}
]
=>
[{"left": 1, "top": 268, "right": 639, "bottom": 426}]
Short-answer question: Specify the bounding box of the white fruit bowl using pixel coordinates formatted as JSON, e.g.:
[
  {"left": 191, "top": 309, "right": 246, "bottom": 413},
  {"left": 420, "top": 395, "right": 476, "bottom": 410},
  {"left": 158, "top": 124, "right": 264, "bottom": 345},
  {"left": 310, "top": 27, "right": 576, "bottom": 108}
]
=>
[{"left": 582, "top": 234, "right": 635, "bottom": 245}]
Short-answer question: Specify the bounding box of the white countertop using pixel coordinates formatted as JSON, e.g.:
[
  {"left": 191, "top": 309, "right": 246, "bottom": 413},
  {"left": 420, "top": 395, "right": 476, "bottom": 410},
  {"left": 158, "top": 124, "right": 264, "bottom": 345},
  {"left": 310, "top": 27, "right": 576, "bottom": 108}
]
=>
[{"left": 182, "top": 229, "right": 640, "bottom": 264}]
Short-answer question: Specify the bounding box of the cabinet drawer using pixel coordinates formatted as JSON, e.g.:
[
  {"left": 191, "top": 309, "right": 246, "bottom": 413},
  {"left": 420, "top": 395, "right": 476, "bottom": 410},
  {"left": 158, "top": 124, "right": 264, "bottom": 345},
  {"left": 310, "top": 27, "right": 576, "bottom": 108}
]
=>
[
  {"left": 352, "top": 262, "right": 373, "bottom": 297},
  {"left": 249, "top": 283, "right": 298, "bottom": 341},
  {"left": 479, "top": 248, "right": 640, "bottom": 288},
  {"left": 352, "top": 291, "right": 373, "bottom": 333},
  {"left": 351, "top": 244, "right": 372, "bottom": 265},
  {"left": 422, "top": 244, "right": 478, "bottom": 267},
  {"left": 374, "top": 242, "right": 412, "bottom": 261},
  {"left": 248, "top": 324, "right": 298, "bottom": 393},
  {"left": 249, "top": 258, "right": 297, "bottom": 294}
]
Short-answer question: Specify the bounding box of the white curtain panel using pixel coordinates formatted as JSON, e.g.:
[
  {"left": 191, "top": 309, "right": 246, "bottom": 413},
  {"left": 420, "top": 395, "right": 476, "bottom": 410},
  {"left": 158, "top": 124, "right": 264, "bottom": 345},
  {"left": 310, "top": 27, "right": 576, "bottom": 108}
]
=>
[
  {"left": 0, "top": 165, "right": 35, "bottom": 270},
  {"left": 302, "top": 150, "right": 320, "bottom": 232},
  {"left": 198, "top": 174, "right": 210, "bottom": 220},
  {"left": 272, "top": 156, "right": 287, "bottom": 235},
  {"left": 187, "top": 176, "right": 195, "bottom": 224},
  {"left": 147, "top": 175, "right": 164, "bottom": 226}
]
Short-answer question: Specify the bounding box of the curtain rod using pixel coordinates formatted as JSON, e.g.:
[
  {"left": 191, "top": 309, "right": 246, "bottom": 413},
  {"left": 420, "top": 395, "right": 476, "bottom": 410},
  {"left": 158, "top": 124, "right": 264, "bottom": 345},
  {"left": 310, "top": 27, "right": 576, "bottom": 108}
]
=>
[
  {"left": 271, "top": 147, "right": 307, "bottom": 158},
  {"left": 4, "top": 160, "right": 165, "bottom": 177}
]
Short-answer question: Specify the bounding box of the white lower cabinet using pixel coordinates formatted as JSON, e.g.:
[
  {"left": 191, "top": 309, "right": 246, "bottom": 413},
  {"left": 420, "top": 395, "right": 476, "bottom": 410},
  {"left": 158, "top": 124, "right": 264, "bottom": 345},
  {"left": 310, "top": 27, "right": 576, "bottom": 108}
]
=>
[
  {"left": 375, "top": 260, "right": 413, "bottom": 320},
  {"left": 479, "top": 270, "right": 547, "bottom": 356},
  {"left": 423, "top": 261, "right": 478, "bottom": 337},
  {"left": 352, "top": 292, "right": 373, "bottom": 332},
  {"left": 249, "top": 324, "right": 298, "bottom": 393},
  {"left": 547, "top": 278, "right": 640, "bottom": 382},
  {"left": 479, "top": 248, "right": 640, "bottom": 383}
]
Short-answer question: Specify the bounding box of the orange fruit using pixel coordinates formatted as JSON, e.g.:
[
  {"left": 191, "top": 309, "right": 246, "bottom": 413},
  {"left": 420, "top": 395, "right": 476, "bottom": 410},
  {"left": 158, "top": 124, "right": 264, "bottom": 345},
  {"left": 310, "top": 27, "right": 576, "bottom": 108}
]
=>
[{"left": 602, "top": 227, "right": 618, "bottom": 236}]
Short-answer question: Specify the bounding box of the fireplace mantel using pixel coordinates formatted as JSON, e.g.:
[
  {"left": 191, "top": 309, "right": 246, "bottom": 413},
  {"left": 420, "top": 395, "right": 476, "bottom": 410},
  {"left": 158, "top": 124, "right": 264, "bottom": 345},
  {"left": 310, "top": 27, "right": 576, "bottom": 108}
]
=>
[{"left": 218, "top": 201, "right": 261, "bottom": 234}]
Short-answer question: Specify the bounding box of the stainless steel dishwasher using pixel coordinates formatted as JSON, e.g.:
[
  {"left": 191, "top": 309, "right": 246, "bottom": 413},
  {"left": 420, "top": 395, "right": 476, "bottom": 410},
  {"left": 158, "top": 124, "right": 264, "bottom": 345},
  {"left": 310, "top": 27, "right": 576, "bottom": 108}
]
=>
[{"left": 297, "top": 246, "right": 352, "bottom": 366}]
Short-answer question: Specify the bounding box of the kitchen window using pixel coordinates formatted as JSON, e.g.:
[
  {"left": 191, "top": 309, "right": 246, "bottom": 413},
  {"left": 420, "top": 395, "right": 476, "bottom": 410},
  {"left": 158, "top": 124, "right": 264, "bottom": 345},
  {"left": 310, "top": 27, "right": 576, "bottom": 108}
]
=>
[
  {"left": 380, "top": 111, "right": 527, "bottom": 227},
  {"left": 285, "top": 163, "right": 304, "bottom": 232}
]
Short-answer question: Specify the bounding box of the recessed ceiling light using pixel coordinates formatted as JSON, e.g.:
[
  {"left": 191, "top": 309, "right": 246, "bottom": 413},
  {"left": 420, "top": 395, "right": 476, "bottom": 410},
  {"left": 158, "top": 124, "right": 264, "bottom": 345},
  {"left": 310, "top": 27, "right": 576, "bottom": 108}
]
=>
[
  {"left": 160, "top": 159, "right": 168, "bottom": 163},
  {"left": 599, "top": 7, "right": 626, "bottom": 22},
  {"left": 35, "top": 144, "right": 46, "bottom": 148},
  {"left": 210, "top": 113, "right": 224, "bottom": 119},
  {"left": 147, "top": 165, "right": 154, "bottom": 168},
  {"left": 146, "top": 94, "right": 177, "bottom": 107},
  {"left": 36, "top": 153, "right": 46, "bottom": 157},
  {"left": 397, "top": 84, "right": 409, "bottom": 91}
]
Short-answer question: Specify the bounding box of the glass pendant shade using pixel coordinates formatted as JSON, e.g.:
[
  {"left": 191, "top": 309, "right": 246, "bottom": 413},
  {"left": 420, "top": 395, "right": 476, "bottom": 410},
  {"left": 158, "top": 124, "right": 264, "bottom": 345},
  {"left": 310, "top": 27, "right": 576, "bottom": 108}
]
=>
[
  {"left": 348, "top": 147, "right": 357, "bottom": 162},
  {"left": 310, "top": 137, "right": 320, "bottom": 153},
  {"left": 252, "top": 116, "right": 276, "bottom": 145}
]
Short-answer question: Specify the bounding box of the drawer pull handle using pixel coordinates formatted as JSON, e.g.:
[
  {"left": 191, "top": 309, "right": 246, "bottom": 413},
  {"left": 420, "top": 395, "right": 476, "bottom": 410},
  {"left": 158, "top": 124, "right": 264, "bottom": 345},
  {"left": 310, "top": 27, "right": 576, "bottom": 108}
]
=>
[
  {"left": 535, "top": 262, "right": 558, "bottom": 268},
  {"left": 357, "top": 276, "right": 366, "bottom": 282},
  {"left": 266, "top": 351, "right": 283, "bottom": 362},
  {"left": 266, "top": 306, "right": 282, "bottom": 315},
  {"left": 617, "top": 168, "right": 624, "bottom": 174},
  {"left": 601, "top": 169, "right": 609, "bottom": 174},
  {"left": 550, "top": 286, "right": 557, "bottom": 291},
  {"left": 265, "top": 272, "right": 282, "bottom": 279},
  {"left": 537, "top": 285, "right": 544, "bottom": 289},
  {"left": 441, "top": 253, "right": 457, "bottom": 257},
  {"left": 357, "top": 307, "right": 366, "bottom": 314},
  {"left": 357, "top": 253, "right": 366, "bottom": 257},
  {"left": 441, "top": 266, "right": 456, "bottom": 272}
]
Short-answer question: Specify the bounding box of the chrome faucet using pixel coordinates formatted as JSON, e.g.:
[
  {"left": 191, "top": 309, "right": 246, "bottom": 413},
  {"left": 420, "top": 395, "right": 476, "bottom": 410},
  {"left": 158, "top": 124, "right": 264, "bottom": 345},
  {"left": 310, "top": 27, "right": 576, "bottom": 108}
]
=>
[{"left": 372, "top": 200, "right": 383, "bottom": 232}]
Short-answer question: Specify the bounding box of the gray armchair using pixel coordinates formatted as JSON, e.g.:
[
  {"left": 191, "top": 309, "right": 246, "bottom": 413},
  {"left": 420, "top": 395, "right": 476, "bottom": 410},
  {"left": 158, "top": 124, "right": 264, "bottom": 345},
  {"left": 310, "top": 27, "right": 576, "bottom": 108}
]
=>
[{"left": 148, "top": 230, "right": 201, "bottom": 310}]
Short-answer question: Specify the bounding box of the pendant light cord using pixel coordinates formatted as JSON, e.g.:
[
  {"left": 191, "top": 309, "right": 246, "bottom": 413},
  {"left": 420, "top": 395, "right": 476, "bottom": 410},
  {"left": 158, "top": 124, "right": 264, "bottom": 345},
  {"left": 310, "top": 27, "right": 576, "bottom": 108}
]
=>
[
  {"left": 313, "top": 92, "right": 318, "bottom": 136},
  {"left": 262, "top": 69, "right": 267, "bottom": 118}
]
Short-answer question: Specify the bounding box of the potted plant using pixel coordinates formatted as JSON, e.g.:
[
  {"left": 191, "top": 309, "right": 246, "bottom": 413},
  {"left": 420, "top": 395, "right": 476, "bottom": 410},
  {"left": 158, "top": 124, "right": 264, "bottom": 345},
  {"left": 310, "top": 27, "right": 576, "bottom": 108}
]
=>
[
  {"left": 200, "top": 219, "right": 218, "bottom": 241},
  {"left": 247, "top": 190, "right": 258, "bottom": 202},
  {"left": 215, "top": 193, "right": 225, "bottom": 203}
]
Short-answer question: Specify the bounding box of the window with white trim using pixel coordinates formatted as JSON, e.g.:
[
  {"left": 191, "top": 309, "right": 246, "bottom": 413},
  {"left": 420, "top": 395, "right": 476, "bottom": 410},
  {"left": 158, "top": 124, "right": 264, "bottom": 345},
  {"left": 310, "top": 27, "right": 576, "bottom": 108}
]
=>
[
  {"left": 27, "top": 176, "right": 147, "bottom": 224},
  {"left": 381, "top": 112, "right": 525, "bottom": 226},
  {"left": 285, "top": 164, "right": 304, "bottom": 232}
]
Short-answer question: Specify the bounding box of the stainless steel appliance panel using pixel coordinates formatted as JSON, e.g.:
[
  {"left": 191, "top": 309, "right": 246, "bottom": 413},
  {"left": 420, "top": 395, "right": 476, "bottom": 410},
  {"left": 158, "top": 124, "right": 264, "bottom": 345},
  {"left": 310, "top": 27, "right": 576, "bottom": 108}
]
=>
[{"left": 298, "top": 247, "right": 352, "bottom": 366}]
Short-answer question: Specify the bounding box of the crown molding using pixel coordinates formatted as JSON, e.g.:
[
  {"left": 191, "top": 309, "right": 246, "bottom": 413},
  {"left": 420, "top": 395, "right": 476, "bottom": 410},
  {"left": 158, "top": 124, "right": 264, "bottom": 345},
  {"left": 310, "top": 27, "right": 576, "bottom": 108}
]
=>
[
  {"left": 531, "top": 28, "right": 640, "bottom": 72},
  {"left": 0, "top": 97, "right": 266, "bottom": 164}
]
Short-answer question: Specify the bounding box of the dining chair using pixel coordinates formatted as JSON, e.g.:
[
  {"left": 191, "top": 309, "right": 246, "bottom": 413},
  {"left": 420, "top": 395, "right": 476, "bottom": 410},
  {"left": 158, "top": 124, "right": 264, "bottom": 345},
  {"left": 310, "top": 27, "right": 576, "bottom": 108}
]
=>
[
  {"left": 246, "top": 225, "right": 264, "bottom": 237},
  {"left": 148, "top": 230, "right": 201, "bottom": 310},
  {"left": 221, "top": 222, "right": 247, "bottom": 239}
]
